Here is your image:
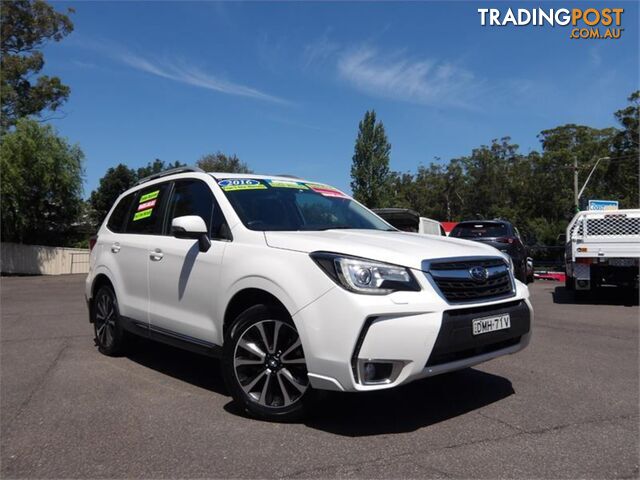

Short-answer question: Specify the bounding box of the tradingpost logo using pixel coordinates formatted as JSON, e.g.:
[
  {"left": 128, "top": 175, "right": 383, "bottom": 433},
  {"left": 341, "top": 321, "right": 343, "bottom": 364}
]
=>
[{"left": 478, "top": 7, "right": 624, "bottom": 39}]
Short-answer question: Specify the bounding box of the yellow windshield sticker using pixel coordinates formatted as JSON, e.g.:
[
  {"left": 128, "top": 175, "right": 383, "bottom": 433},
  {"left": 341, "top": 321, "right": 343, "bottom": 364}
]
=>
[
  {"left": 218, "top": 179, "right": 267, "bottom": 191},
  {"left": 139, "top": 190, "right": 160, "bottom": 203},
  {"left": 267, "top": 179, "right": 308, "bottom": 189},
  {"left": 133, "top": 209, "right": 153, "bottom": 221}
]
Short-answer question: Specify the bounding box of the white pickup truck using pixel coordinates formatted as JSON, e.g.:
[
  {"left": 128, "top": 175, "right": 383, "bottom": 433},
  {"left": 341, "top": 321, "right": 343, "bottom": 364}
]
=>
[{"left": 564, "top": 209, "right": 640, "bottom": 293}]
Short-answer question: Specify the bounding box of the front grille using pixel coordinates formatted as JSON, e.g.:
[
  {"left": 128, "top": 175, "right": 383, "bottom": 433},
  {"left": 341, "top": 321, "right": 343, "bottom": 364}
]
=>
[
  {"left": 426, "top": 337, "right": 521, "bottom": 367},
  {"left": 425, "top": 257, "right": 514, "bottom": 304}
]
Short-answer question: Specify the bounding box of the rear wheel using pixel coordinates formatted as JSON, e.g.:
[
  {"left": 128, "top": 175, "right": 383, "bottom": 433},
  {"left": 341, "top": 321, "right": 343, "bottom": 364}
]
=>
[
  {"left": 565, "top": 274, "right": 574, "bottom": 291},
  {"left": 222, "top": 304, "right": 312, "bottom": 422},
  {"left": 92, "top": 285, "right": 128, "bottom": 356}
]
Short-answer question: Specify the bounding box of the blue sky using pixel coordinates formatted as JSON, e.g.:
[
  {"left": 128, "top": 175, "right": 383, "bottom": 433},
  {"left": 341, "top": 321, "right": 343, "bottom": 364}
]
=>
[{"left": 43, "top": 1, "right": 638, "bottom": 196}]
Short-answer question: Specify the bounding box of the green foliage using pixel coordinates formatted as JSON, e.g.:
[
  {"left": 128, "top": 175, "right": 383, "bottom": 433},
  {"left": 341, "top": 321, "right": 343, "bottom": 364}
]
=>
[
  {"left": 1, "top": 0, "right": 74, "bottom": 132},
  {"left": 89, "top": 164, "right": 137, "bottom": 226},
  {"left": 350, "top": 110, "right": 391, "bottom": 208},
  {"left": 0, "top": 118, "right": 84, "bottom": 245},
  {"left": 197, "top": 152, "right": 252, "bottom": 173},
  {"left": 383, "top": 93, "right": 639, "bottom": 246}
]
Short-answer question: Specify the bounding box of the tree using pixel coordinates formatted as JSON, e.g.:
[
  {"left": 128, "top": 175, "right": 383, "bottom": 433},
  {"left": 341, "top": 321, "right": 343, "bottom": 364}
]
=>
[
  {"left": 350, "top": 110, "right": 391, "bottom": 208},
  {"left": 1, "top": 0, "right": 74, "bottom": 132},
  {"left": 197, "top": 152, "right": 252, "bottom": 173},
  {"left": 89, "top": 164, "right": 137, "bottom": 226},
  {"left": 0, "top": 118, "right": 84, "bottom": 245},
  {"left": 609, "top": 91, "right": 640, "bottom": 208}
]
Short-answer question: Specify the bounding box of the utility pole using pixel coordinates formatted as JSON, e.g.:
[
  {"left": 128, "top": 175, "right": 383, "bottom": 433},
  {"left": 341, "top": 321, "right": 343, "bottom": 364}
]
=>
[{"left": 573, "top": 156, "right": 579, "bottom": 213}]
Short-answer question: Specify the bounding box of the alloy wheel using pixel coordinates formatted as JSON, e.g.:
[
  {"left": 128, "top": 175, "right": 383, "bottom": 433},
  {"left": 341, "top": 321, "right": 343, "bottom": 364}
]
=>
[
  {"left": 233, "top": 320, "right": 308, "bottom": 408},
  {"left": 95, "top": 290, "right": 117, "bottom": 349}
]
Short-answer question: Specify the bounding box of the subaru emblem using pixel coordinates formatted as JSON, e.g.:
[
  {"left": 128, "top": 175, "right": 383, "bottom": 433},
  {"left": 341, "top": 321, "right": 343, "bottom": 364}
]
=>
[{"left": 469, "top": 266, "right": 489, "bottom": 282}]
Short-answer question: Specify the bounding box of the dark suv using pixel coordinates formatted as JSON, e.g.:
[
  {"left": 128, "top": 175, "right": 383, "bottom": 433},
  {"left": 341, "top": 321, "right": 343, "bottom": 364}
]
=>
[{"left": 450, "top": 220, "right": 529, "bottom": 283}]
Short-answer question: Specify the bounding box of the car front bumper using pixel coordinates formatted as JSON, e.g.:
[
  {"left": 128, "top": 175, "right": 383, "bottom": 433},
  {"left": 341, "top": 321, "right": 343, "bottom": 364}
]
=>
[{"left": 293, "top": 271, "right": 532, "bottom": 392}]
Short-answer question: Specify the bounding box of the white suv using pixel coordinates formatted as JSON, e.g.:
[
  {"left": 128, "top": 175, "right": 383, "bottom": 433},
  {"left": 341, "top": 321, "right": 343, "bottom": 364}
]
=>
[{"left": 86, "top": 167, "right": 532, "bottom": 421}]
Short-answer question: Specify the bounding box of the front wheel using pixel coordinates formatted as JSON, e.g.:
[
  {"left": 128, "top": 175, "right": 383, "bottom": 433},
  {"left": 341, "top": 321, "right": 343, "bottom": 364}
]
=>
[{"left": 222, "top": 304, "right": 312, "bottom": 422}]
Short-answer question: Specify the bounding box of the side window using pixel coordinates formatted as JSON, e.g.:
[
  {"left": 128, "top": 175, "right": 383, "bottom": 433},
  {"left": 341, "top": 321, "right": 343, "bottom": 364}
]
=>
[
  {"left": 106, "top": 193, "right": 135, "bottom": 233},
  {"left": 166, "top": 180, "right": 215, "bottom": 235},
  {"left": 126, "top": 183, "right": 170, "bottom": 235}
]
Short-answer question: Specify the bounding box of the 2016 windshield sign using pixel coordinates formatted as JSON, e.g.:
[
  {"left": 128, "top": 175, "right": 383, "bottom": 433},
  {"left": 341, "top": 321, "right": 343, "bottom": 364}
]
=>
[{"left": 477, "top": 7, "right": 624, "bottom": 39}]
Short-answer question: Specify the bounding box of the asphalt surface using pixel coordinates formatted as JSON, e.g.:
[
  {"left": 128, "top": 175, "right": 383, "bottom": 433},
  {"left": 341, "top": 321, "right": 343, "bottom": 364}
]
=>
[{"left": 1, "top": 275, "right": 638, "bottom": 479}]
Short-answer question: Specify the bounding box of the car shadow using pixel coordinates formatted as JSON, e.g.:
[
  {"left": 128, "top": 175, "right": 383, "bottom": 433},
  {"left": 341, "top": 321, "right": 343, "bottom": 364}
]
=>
[
  {"left": 303, "top": 368, "right": 514, "bottom": 436},
  {"left": 124, "top": 339, "right": 514, "bottom": 435},
  {"left": 125, "top": 337, "right": 228, "bottom": 396},
  {"left": 552, "top": 286, "right": 639, "bottom": 307}
]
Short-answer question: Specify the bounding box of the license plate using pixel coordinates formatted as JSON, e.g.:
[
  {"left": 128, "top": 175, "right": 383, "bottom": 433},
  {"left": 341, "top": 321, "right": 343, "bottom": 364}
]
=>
[{"left": 472, "top": 313, "right": 511, "bottom": 335}]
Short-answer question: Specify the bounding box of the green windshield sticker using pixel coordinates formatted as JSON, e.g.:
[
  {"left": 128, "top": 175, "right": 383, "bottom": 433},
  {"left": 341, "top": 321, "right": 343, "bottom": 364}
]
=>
[
  {"left": 218, "top": 179, "right": 267, "bottom": 191},
  {"left": 267, "top": 179, "right": 308, "bottom": 189},
  {"left": 133, "top": 208, "right": 153, "bottom": 221},
  {"left": 139, "top": 190, "right": 160, "bottom": 203}
]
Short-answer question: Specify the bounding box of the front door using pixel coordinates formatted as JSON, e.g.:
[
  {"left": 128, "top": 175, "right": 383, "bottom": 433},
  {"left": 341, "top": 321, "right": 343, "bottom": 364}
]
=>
[{"left": 148, "top": 179, "right": 227, "bottom": 346}]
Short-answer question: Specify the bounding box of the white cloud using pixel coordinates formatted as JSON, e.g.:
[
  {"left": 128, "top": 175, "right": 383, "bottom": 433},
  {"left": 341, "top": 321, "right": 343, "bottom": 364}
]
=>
[
  {"left": 117, "top": 51, "right": 289, "bottom": 105},
  {"left": 337, "top": 47, "right": 478, "bottom": 107},
  {"left": 302, "top": 33, "right": 340, "bottom": 69}
]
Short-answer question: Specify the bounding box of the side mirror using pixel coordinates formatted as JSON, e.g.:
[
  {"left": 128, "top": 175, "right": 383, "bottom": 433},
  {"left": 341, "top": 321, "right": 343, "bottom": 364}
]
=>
[
  {"left": 171, "top": 215, "right": 211, "bottom": 252},
  {"left": 557, "top": 233, "right": 567, "bottom": 245}
]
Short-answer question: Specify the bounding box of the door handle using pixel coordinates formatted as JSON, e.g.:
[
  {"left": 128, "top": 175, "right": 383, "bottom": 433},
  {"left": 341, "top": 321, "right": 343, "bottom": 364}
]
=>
[
  {"left": 149, "top": 249, "right": 164, "bottom": 261},
  {"left": 111, "top": 242, "right": 121, "bottom": 253}
]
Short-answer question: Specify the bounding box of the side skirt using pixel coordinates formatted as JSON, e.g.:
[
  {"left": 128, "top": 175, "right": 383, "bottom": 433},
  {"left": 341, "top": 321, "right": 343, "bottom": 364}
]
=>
[{"left": 120, "top": 316, "right": 222, "bottom": 358}]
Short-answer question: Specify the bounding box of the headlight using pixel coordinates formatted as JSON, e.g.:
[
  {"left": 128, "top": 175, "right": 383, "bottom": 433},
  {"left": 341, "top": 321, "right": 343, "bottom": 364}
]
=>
[{"left": 310, "top": 252, "right": 420, "bottom": 295}]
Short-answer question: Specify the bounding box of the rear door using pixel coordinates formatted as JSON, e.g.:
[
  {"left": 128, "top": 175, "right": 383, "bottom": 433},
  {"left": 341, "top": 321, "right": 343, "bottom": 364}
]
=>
[
  {"left": 117, "top": 182, "right": 171, "bottom": 325},
  {"left": 147, "top": 178, "right": 229, "bottom": 346}
]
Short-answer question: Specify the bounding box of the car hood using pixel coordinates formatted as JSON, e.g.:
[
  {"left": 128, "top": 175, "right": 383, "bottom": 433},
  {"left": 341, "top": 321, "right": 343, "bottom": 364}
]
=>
[{"left": 264, "top": 230, "right": 506, "bottom": 270}]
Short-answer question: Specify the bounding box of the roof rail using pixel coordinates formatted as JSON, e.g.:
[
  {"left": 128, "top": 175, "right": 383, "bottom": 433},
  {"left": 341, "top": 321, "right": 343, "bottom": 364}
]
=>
[
  {"left": 274, "top": 174, "right": 302, "bottom": 179},
  {"left": 135, "top": 166, "right": 204, "bottom": 186}
]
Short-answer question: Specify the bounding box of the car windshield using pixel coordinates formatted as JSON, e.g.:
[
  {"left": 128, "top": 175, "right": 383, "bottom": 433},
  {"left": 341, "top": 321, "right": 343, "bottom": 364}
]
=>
[
  {"left": 450, "top": 222, "right": 508, "bottom": 238},
  {"left": 217, "top": 178, "right": 392, "bottom": 232}
]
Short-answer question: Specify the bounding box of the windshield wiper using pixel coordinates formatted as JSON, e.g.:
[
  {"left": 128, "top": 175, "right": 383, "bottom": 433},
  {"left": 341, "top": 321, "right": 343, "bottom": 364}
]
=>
[{"left": 316, "top": 225, "right": 353, "bottom": 231}]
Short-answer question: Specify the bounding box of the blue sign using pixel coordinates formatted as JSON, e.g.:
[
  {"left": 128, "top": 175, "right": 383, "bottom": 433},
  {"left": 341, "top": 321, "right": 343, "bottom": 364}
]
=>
[{"left": 588, "top": 200, "right": 619, "bottom": 211}]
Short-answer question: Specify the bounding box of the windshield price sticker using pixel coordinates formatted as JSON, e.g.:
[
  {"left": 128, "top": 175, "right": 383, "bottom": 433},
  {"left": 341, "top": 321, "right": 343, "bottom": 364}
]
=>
[
  {"left": 267, "top": 179, "right": 308, "bottom": 189},
  {"left": 306, "top": 183, "right": 348, "bottom": 198},
  {"left": 218, "top": 179, "right": 267, "bottom": 191}
]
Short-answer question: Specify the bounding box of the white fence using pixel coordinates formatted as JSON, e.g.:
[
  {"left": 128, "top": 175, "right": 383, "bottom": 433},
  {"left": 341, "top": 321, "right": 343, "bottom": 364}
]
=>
[{"left": 1, "top": 242, "right": 90, "bottom": 275}]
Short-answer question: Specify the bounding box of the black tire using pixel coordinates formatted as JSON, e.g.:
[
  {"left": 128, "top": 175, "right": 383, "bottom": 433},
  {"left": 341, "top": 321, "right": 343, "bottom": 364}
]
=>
[
  {"left": 222, "top": 304, "right": 313, "bottom": 422},
  {"left": 517, "top": 262, "right": 528, "bottom": 283},
  {"left": 92, "top": 285, "right": 128, "bottom": 356},
  {"left": 565, "top": 275, "right": 574, "bottom": 291}
]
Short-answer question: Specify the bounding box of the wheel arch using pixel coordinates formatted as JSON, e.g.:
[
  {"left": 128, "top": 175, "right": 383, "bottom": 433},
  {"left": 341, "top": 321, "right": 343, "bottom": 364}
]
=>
[
  {"left": 223, "top": 288, "right": 291, "bottom": 338},
  {"left": 89, "top": 272, "right": 116, "bottom": 323}
]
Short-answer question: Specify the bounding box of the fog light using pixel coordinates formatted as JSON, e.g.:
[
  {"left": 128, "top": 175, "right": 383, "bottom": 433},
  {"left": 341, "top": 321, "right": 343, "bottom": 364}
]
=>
[
  {"left": 359, "top": 360, "right": 401, "bottom": 384},
  {"left": 363, "top": 362, "right": 376, "bottom": 381}
]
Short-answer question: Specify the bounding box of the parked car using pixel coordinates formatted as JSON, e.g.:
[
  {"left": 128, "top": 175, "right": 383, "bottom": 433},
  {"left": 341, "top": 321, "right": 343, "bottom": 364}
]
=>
[
  {"left": 86, "top": 168, "right": 532, "bottom": 421},
  {"left": 373, "top": 208, "right": 446, "bottom": 235},
  {"left": 449, "top": 220, "right": 529, "bottom": 283},
  {"left": 526, "top": 257, "right": 535, "bottom": 283}
]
